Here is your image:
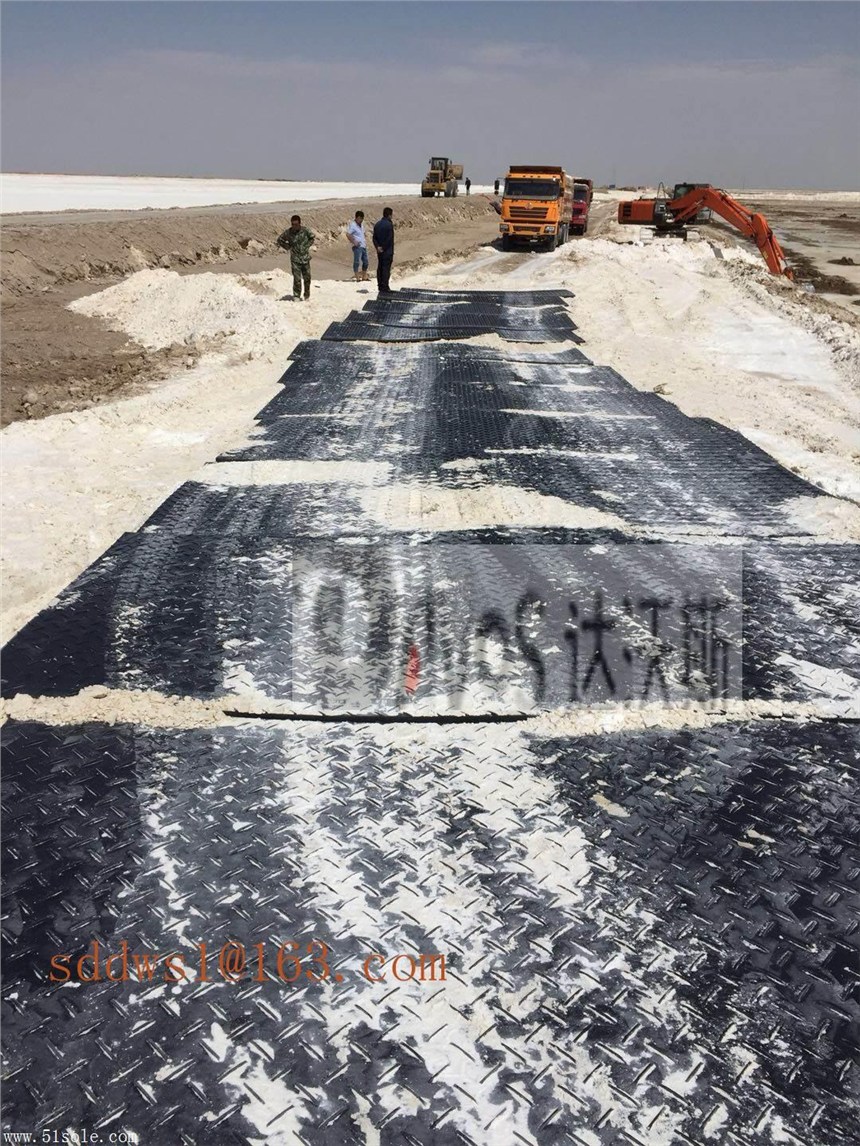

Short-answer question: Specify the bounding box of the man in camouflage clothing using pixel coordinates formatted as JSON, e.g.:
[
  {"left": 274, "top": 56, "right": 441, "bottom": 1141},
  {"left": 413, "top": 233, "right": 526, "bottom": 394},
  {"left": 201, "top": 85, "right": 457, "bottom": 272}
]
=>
[{"left": 276, "top": 214, "right": 315, "bottom": 300}]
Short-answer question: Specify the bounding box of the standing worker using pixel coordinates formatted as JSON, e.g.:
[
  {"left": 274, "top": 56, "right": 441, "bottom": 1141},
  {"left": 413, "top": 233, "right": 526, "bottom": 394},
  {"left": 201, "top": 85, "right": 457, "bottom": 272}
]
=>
[
  {"left": 372, "top": 207, "right": 395, "bottom": 295},
  {"left": 465, "top": 177, "right": 471, "bottom": 195},
  {"left": 276, "top": 214, "right": 315, "bottom": 301},
  {"left": 347, "top": 210, "right": 369, "bottom": 282},
  {"left": 494, "top": 178, "right": 500, "bottom": 195}
]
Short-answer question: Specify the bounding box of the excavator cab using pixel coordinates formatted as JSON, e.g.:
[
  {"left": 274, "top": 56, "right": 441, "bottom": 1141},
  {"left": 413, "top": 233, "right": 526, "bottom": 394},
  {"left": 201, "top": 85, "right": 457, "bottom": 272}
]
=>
[
  {"left": 672, "top": 183, "right": 710, "bottom": 199},
  {"left": 673, "top": 184, "right": 712, "bottom": 223}
]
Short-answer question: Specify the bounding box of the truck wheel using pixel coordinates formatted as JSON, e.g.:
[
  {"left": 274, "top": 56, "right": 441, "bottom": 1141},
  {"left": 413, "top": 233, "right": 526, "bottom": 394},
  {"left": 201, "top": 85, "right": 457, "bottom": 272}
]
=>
[
  {"left": 501, "top": 235, "right": 513, "bottom": 251},
  {"left": 421, "top": 190, "right": 432, "bottom": 198},
  {"left": 582, "top": 221, "right": 588, "bottom": 234},
  {"left": 546, "top": 233, "right": 558, "bottom": 252}
]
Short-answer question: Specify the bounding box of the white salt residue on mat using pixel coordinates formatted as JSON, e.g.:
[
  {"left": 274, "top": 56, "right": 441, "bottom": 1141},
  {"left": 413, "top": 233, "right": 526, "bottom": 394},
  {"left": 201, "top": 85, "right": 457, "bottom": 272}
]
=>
[
  {"left": 781, "top": 494, "right": 860, "bottom": 539},
  {"left": 0, "top": 686, "right": 229, "bottom": 727},
  {"left": 2, "top": 689, "right": 846, "bottom": 729},
  {"left": 486, "top": 447, "right": 639, "bottom": 460},
  {"left": 592, "top": 792, "right": 630, "bottom": 818},
  {"left": 251, "top": 721, "right": 687, "bottom": 1144},
  {"left": 775, "top": 653, "right": 860, "bottom": 700},
  {"left": 354, "top": 482, "right": 630, "bottom": 532},
  {"left": 501, "top": 408, "right": 655, "bottom": 420},
  {"left": 197, "top": 459, "right": 393, "bottom": 486},
  {"left": 199, "top": 1021, "right": 309, "bottom": 1143}
]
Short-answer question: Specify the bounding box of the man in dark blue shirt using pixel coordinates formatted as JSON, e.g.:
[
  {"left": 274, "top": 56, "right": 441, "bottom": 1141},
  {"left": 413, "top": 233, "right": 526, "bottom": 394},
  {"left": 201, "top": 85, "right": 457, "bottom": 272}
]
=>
[{"left": 372, "top": 207, "right": 395, "bottom": 294}]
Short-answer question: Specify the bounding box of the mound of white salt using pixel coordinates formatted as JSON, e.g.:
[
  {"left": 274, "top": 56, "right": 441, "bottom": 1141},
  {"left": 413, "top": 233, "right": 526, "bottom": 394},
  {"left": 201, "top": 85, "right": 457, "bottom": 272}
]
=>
[{"left": 69, "top": 268, "right": 300, "bottom": 355}]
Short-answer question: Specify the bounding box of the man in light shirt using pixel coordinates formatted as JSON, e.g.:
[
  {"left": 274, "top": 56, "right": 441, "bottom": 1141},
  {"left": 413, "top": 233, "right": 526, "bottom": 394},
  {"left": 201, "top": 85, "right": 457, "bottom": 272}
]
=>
[{"left": 347, "top": 211, "right": 369, "bottom": 282}]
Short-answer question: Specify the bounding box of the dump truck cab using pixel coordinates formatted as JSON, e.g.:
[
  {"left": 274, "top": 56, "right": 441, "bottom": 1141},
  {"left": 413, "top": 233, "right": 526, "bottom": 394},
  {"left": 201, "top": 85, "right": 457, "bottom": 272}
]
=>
[
  {"left": 573, "top": 177, "right": 594, "bottom": 204},
  {"left": 571, "top": 182, "right": 591, "bottom": 235},
  {"left": 499, "top": 165, "right": 573, "bottom": 250}
]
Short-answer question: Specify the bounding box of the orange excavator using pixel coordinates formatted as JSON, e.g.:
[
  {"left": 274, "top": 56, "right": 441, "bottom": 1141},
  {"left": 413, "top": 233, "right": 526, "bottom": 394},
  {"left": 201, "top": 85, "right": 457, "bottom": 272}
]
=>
[{"left": 618, "top": 184, "right": 793, "bottom": 279}]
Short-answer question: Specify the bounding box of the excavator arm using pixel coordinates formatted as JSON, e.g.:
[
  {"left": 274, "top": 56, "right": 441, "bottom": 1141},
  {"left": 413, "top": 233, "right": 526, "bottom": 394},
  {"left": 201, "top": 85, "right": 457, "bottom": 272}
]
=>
[
  {"left": 618, "top": 186, "right": 793, "bottom": 279},
  {"left": 668, "top": 187, "right": 793, "bottom": 279}
]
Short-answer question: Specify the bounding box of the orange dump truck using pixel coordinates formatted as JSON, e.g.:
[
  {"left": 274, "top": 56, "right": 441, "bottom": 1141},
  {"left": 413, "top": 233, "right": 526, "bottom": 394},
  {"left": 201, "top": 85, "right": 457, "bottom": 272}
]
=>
[{"left": 499, "top": 165, "right": 573, "bottom": 251}]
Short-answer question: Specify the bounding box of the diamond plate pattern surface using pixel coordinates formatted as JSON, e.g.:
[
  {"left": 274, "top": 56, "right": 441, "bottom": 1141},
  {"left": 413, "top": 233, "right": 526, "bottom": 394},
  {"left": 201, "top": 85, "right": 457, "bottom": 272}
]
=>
[
  {"left": 3, "top": 288, "right": 858, "bottom": 1144},
  {"left": 394, "top": 287, "right": 575, "bottom": 305},
  {"left": 322, "top": 298, "right": 583, "bottom": 344},
  {"left": 215, "top": 348, "right": 820, "bottom": 542},
  {"left": 2, "top": 536, "right": 857, "bottom": 713},
  {"left": 3, "top": 717, "right": 858, "bottom": 1145}
]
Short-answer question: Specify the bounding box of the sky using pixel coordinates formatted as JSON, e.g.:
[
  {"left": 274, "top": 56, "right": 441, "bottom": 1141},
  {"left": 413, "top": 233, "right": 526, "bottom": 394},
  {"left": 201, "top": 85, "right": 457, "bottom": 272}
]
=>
[{"left": 2, "top": 1, "right": 859, "bottom": 189}]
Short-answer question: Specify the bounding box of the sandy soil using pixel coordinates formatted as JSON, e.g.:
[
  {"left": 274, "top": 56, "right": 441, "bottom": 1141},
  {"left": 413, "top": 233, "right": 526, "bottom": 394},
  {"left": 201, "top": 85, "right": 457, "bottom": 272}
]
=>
[
  {"left": 2, "top": 190, "right": 858, "bottom": 643},
  {"left": 1, "top": 195, "right": 498, "bottom": 425}
]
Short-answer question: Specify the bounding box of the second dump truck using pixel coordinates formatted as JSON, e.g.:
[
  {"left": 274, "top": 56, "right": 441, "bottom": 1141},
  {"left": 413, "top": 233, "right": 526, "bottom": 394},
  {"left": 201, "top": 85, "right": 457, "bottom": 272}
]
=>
[
  {"left": 571, "top": 182, "right": 591, "bottom": 234},
  {"left": 421, "top": 157, "right": 464, "bottom": 197},
  {"left": 499, "top": 165, "right": 573, "bottom": 250}
]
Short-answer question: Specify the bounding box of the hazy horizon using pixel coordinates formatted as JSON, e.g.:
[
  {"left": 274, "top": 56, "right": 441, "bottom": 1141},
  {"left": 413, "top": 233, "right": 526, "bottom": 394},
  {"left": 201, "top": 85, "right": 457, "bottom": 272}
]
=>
[
  {"left": 4, "top": 172, "right": 858, "bottom": 193},
  {"left": 2, "top": 2, "right": 858, "bottom": 190}
]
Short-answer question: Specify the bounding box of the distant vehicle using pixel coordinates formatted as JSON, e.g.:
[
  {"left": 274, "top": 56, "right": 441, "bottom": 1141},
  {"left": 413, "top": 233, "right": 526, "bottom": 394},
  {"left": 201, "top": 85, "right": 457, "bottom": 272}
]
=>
[
  {"left": 421, "top": 157, "right": 464, "bottom": 198},
  {"left": 499, "top": 165, "right": 574, "bottom": 251},
  {"left": 573, "top": 177, "right": 594, "bottom": 204},
  {"left": 571, "top": 182, "right": 591, "bottom": 235}
]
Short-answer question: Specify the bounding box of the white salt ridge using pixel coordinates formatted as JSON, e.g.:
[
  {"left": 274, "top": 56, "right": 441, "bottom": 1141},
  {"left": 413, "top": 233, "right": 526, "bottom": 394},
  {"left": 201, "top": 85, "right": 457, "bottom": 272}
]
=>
[
  {"left": 0, "top": 173, "right": 444, "bottom": 214},
  {"left": 69, "top": 268, "right": 299, "bottom": 354}
]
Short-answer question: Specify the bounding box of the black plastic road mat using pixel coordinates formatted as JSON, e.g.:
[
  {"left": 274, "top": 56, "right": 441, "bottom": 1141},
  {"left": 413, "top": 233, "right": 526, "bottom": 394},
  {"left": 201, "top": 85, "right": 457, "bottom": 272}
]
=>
[
  {"left": 322, "top": 321, "right": 584, "bottom": 344},
  {"left": 220, "top": 353, "right": 811, "bottom": 521},
  {"left": 395, "top": 286, "right": 575, "bottom": 305},
  {"left": 2, "top": 536, "right": 858, "bottom": 712},
  {"left": 283, "top": 339, "right": 590, "bottom": 370},
  {"left": 3, "top": 288, "right": 859, "bottom": 1145},
  {"left": 322, "top": 300, "right": 583, "bottom": 343},
  {"left": 358, "top": 301, "right": 578, "bottom": 326},
  {"left": 2, "top": 716, "right": 857, "bottom": 1145}
]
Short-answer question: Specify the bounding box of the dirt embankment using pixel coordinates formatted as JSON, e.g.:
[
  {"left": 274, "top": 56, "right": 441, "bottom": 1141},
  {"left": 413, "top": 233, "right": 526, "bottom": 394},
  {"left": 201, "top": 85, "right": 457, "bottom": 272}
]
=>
[
  {"left": 2, "top": 194, "right": 495, "bottom": 296},
  {"left": 738, "top": 197, "right": 860, "bottom": 307},
  {"left": 1, "top": 195, "right": 498, "bottom": 425}
]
